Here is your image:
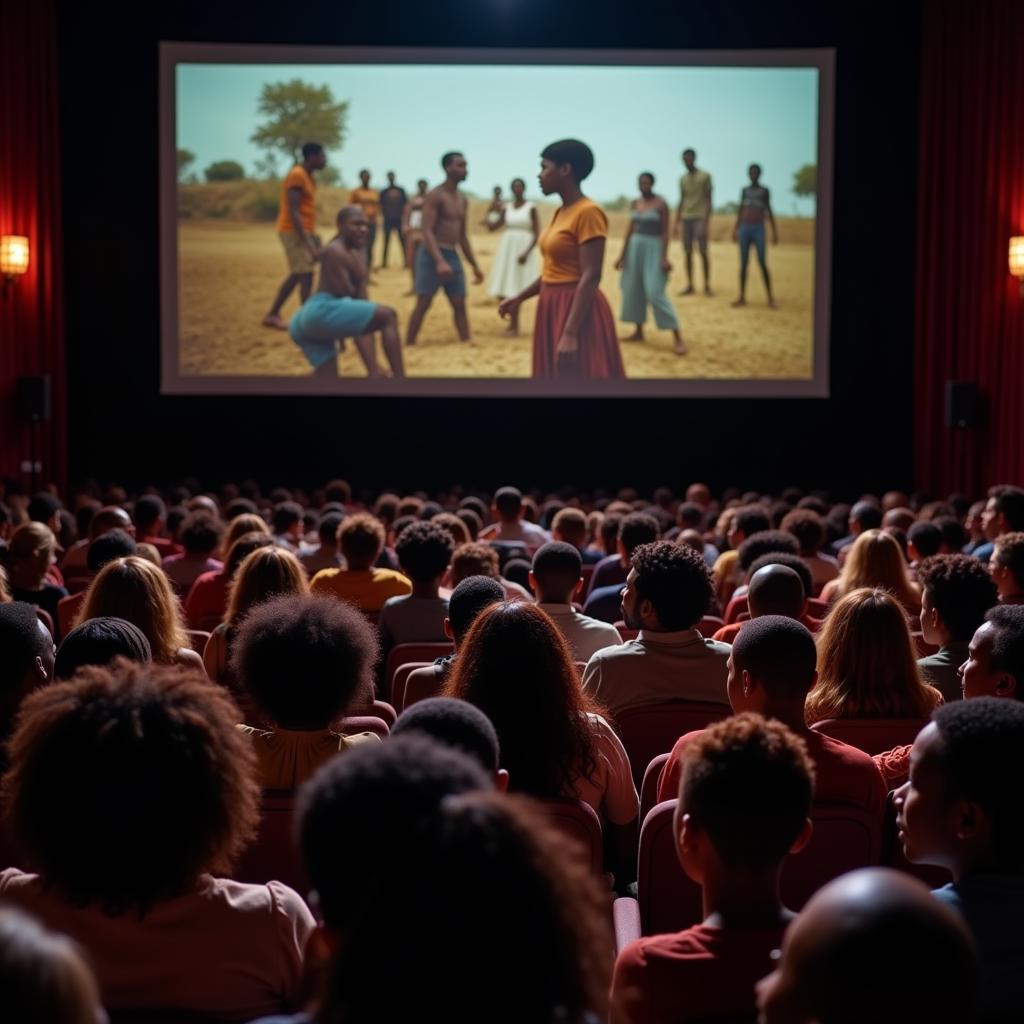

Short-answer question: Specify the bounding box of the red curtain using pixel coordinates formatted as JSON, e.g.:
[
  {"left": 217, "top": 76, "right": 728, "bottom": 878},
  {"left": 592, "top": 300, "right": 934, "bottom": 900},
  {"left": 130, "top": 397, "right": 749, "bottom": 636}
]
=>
[
  {"left": 914, "top": 0, "right": 1024, "bottom": 496},
  {"left": 0, "top": 0, "right": 66, "bottom": 489}
]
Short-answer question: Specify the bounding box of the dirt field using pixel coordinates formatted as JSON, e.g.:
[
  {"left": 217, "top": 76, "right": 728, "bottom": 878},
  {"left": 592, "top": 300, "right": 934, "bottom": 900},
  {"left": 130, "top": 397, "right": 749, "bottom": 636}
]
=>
[{"left": 178, "top": 203, "right": 815, "bottom": 380}]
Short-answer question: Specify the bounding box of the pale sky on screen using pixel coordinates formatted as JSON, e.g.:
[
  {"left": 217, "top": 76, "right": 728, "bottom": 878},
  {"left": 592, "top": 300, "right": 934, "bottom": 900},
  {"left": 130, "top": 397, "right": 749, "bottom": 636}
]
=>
[{"left": 177, "top": 62, "right": 819, "bottom": 215}]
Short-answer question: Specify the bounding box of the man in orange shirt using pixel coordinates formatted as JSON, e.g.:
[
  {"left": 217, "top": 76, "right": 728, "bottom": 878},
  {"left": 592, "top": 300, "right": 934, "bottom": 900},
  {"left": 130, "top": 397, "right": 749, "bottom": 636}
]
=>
[
  {"left": 263, "top": 142, "right": 327, "bottom": 330},
  {"left": 348, "top": 169, "right": 381, "bottom": 268}
]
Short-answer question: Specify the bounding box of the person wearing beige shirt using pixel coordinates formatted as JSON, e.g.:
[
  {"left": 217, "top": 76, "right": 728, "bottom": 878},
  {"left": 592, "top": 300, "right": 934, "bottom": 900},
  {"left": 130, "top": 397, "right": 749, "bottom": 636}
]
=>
[
  {"left": 583, "top": 540, "right": 730, "bottom": 717},
  {"left": 675, "top": 148, "right": 713, "bottom": 296}
]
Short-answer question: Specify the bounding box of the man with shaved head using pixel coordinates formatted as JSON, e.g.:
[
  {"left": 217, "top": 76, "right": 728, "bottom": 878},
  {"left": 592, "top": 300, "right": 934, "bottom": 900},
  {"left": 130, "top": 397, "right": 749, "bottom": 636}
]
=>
[
  {"left": 288, "top": 205, "right": 404, "bottom": 379},
  {"left": 756, "top": 868, "right": 978, "bottom": 1023},
  {"left": 658, "top": 615, "right": 885, "bottom": 817},
  {"left": 712, "top": 562, "right": 808, "bottom": 644}
]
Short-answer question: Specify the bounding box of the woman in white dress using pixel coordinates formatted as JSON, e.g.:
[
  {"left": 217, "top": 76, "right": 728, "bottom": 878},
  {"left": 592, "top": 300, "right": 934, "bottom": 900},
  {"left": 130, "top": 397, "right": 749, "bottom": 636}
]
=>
[{"left": 487, "top": 178, "right": 540, "bottom": 336}]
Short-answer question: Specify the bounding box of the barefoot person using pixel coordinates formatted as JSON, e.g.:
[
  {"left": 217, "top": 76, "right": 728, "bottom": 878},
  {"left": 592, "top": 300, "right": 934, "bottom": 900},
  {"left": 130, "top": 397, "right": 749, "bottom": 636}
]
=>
[
  {"left": 378, "top": 171, "right": 407, "bottom": 269},
  {"left": 288, "top": 205, "right": 404, "bottom": 379},
  {"left": 732, "top": 163, "right": 779, "bottom": 308},
  {"left": 615, "top": 172, "right": 686, "bottom": 355},
  {"left": 675, "top": 148, "right": 713, "bottom": 297},
  {"left": 406, "top": 153, "right": 484, "bottom": 347},
  {"left": 262, "top": 142, "right": 327, "bottom": 330},
  {"left": 486, "top": 178, "right": 540, "bottom": 337},
  {"left": 499, "top": 139, "right": 625, "bottom": 379},
  {"left": 402, "top": 179, "right": 429, "bottom": 295}
]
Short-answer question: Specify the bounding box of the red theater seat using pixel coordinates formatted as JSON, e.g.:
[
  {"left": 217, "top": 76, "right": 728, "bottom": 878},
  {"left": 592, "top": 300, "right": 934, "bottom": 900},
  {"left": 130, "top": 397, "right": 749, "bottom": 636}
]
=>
[
  {"left": 186, "top": 629, "right": 211, "bottom": 655},
  {"left": 640, "top": 752, "right": 670, "bottom": 822},
  {"left": 540, "top": 798, "right": 604, "bottom": 878},
  {"left": 233, "top": 789, "right": 306, "bottom": 896},
  {"left": 811, "top": 717, "right": 929, "bottom": 756},
  {"left": 402, "top": 667, "right": 446, "bottom": 710},
  {"left": 391, "top": 662, "right": 431, "bottom": 712},
  {"left": 384, "top": 642, "right": 453, "bottom": 694}
]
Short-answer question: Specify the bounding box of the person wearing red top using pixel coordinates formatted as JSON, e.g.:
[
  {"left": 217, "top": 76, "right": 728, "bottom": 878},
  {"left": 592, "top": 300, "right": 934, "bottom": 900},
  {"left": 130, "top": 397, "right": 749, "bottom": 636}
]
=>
[
  {"left": 712, "top": 562, "right": 821, "bottom": 645},
  {"left": 133, "top": 495, "right": 183, "bottom": 559},
  {"left": 611, "top": 713, "right": 814, "bottom": 1024},
  {"left": 659, "top": 616, "right": 886, "bottom": 818}
]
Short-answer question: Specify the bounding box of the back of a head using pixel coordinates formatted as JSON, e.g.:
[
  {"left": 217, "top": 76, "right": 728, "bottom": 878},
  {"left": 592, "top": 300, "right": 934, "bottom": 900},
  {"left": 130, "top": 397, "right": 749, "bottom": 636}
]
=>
[
  {"left": 132, "top": 494, "right": 166, "bottom": 532},
  {"left": 391, "top": 697, "right": 500, "bottom": 774},
  {"left": 0, "top": 603, "right": 51, "bottom": 700},
  {"left": 85, "top": 528, "right": 136, "bottom": 573},
  {"left": 908, "top": 520, "right": 943, "bottom": 559},
  {"left": 225, "top": 544, "right": 309, "bottom": 626},
  {"left": 746, "top": 551, "right": 814, "bottom": 599},
  {"left": 732, "top": 504, "right": 771, "bottom": 540},
  {"left": 680, "top": 712, "right": 814, "bottom": 869},
  {"left": 445, "top": 602, "right": 594, "bottom": 799},
  {"left": 552, "top": 507, "right": 588, "bottom": 548},
  {"left": 618, "top": 512, "right": 660, "bottom": 554},
  {"left": 338, "top": 513, "right": 385, "bottom": 566},
  {"left": 842, "top": 529, "right": 915, "bottom": 606},
  {"left": 781, "top": 508, "right": 826, "bottom": 555},
  {"left": 450, "top": 541, "right": 500, "bottom": 585},
  {"left": 851, "top": 500, "right": 884, "bottom": 531},
  {"left": 447, "top": 575, "right": 505, "bottom": 643},
  {"left": 493, "top": 486, "right": 523, "bottom": 521},
  {"left": 28, "top": 492, "right": 62, "bottom": 525},
  {"left": 271, "top": 500, "right": 304, "bottom": 535},
  {"left": 933, "top": 697, "right": 1024, "bottom": 866},
  {"left": 985, "top": 604, "right": 1024, "bottom": 692},
  {"left": 732, "top": 615, "right": 817, "bottom": 701},
  {"left": 748, "top": 563, "right": 805, "bottom": 619},
  {"left": 395, "top": 520, "right": 455, "bottom": 583},
  {"left": 232, "top": 593, "right": 377, "bottom": 729},
  {"left": 54, "top": 618, "right": 151, "bottom": 680},
  {"left": 316, "top": 511, "right": 345, "bottom": 546},
  {"left": 0, "top": 906, "right": 103, "bottom": 1024},
  {"left": 763, "top": 868, "right": 977, "bottom": 1024},
  {"left": 178, "top": 511, "right": 224, "bottom": 556},
  {"left": 532, "top": 541, "right": 583, "bottom": 603},
  {"left": 676, "top": 501, "right": 705, "bottom": 530},
  {"left": 3, "top": 660, "right": 259, "bottom": 916},
  {"left": 224, "top": 512, "right": 271, "bottom": 554},
  {"left": 738, "top": 529, "right": 801, "bottom": 572},
  {"left": 917, "top": 554, "right": 998, "bottom": 642},
  {"left": 224, "top": 531, "right": 274, "bottom": 579},
  {"left": 631, "top": 541, "right": 712, "bottom": 630}
]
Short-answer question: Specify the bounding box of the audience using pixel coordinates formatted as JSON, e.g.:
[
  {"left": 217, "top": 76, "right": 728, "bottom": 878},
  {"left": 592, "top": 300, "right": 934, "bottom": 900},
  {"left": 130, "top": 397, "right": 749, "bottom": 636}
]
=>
[
  {"left": 270, "top": 500, "right": 305, "bottom": 552},
  {"left": 972, "top": 484, "right": 1024, "bottom": 563},
  {"left": 0, "top": 661, "right": 315, "bottom": 1019},
  {"left": 184, "top": 529, "right": 273, "bottom": 632},
  {"left": 6, "top": 523, "right": 67, "bottom": 629},
  {"left": 56, "top": 527, "right": 137, "bottom": 637},
  {"left": 755, "top": 868, "right": 977, "bottom": 1024},
  {"left": 989, "top": 530, "right": 1024, "bottom": 604},
  {"left": 819, "top": 529, "right": 921, "bottom": 614},
  {"left": 907, "top": 519, "right": 943, "bottom": 568},
  {"left": 444, "top": 601, "right": 639, "bottom": 876},
  {"left": 478, "top": 485, "right": 551, "bottom": 554},
  {"left": 583, "top": 542, "right": 729, "bottom": 716},
  {"left": 712, "top": 563, "right": 807, "bottom": 643},
  {"left": 74, "top": 556, "right": 204, "bottom": 671},
  {"left": 161, "top": 511, "right": 225, "bottom": 595},
  {"left": 448, "top": 540, "right": 532, "bottom": 601},
  {"left": 0, "top": 602, "right": 55, "bottom": 773},
  {"left": 829, "top": 498, "right": 884, "bottom": 560},
  {"left": 614, "top": 713, "right": 815, "bottom": 1024},
  {"left": 551, "top": 506, "right": 604, "bottom": 564},
  {"left": 58, "top": 505, "right": 134, "bottom": 591},
  {"left": 895, "top": 698, "right": 1024, "bottom": 1017},
  {"left": 530, "top": 541, "right": 621, "bottom": 661},
  {"left": 311, "top": 513, "right": 412, "bottom": 612},
  {"left": 298, "top": 511, "right": 345, "bottom": 578},
  {"left": 232, "top": 594, "right": 379, "bottom": 787},
  {"left": 585, "top": 512, "right": 661, "bottom": 620},
  {"left": 378, "top": 520, "right": 455, "bottom": 658},
  {"left": 0, "top": 906, "right": 104, "bottom": 1024},
  {"left": 658, "top": 616, "right": 886, "bottom": 813},
  {"left": 291, "top": 736, "right": 612, "bottom": 1024},
  {"left": 916, "top": 554, "right": 998, "bottom": 702},
  {"left": 54, "top": 616, "right": 151, "bottom": 680},
  {"left": 712, "top": 504, "right": 772, "bottom": 606},
  {"left": 203, "top": 545, "right": 310, "bottom": 688},
  {"left": 132, "top": 494, "right": 181, "bottom": 557},
  {"left": 782, "top": 507, "right": 839, "bottom": 592}
]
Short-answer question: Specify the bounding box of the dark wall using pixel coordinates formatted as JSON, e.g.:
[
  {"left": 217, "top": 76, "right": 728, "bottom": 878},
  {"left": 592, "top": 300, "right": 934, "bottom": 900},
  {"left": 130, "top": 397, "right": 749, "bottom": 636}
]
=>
[{"left": 58, "top": 0, "right": 922, "bottom": 498}]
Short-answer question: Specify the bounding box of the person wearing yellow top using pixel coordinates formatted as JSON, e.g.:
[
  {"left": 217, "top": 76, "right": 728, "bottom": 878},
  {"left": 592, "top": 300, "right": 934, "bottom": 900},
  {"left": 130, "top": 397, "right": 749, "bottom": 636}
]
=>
[
  {"left": 311, "top": 513, "right": 412, "bottom": 613},
  {"left": 348, "top": 169, "right": 381, "bottom": 268},
  {"left": 263, "top": 142, "right": 327, "bottom": 331},
  {"left": 675, "top": 148, "right": 713, "bottom": 297},
  {"left": 498, "top": 139, "right": 624, "bottom": 379}
]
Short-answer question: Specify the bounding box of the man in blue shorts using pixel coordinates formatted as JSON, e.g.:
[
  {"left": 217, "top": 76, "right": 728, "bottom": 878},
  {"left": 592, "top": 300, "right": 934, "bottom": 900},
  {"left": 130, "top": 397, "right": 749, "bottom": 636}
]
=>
[
  {"left": 405, "top": 152, "right": 484, "bottom": 347},
  {"left": 289, "top": 206, "right": 405, "bottom": 378}
]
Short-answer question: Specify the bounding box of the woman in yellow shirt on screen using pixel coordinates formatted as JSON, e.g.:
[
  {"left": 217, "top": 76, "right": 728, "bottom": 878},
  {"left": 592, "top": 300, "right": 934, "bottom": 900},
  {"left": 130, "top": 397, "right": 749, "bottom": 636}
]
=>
[{"left": 499, "top": 139, "right": 625, "bottom": 379}]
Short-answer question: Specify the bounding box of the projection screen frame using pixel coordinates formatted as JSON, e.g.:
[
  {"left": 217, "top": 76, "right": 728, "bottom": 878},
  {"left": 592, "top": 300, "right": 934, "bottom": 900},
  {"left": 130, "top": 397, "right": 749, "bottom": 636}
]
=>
[{"left": 160, "top": 43, "right": 835, "bottom": 398}]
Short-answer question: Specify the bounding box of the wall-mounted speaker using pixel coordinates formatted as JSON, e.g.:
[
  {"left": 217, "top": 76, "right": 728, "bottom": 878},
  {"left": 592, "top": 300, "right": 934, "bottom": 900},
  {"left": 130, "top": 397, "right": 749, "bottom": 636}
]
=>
[{"left": 945, "top": 380, "right": 978, "bottom": 430}]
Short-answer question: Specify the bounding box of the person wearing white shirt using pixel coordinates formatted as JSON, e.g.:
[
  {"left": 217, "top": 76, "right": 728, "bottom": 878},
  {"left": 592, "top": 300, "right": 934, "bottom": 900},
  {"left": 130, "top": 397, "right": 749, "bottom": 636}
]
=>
[
  {"left": 530, "top": 542, "right": 622, "bottom": 663},
  {"left": 477, "top": 486, "right": 550, "bottom": 555}
]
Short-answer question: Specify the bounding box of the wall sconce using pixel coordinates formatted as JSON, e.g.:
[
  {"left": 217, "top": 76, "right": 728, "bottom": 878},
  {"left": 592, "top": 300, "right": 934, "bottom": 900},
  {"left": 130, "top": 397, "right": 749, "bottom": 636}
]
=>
[
  {"left": 1, "top": 235, "right": 30, "bottom": 289},
  {"left": 1011, "top": 236, "right": 1024, "bottom": 297}
]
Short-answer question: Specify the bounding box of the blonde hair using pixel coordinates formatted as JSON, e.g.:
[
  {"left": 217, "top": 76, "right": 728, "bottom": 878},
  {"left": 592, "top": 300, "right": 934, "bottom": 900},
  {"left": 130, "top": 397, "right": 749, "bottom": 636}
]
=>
[
  {"left": 224, "top": 546, "right": 310, "bottom": 627},
  {"left": 832, "top": 529, "right": 920, "bottom": 613},
  {"left": 222, "top": 513, "right": 270, "bottom": 556},
  {"left": 806, "top": 587, "right": 939, "bottom": 724},
  {"left": 75, "top": 556, "right": 189, "bottom": 664},
  {"left": 7, "top": 523, "right": 57, "bottom": 588}
]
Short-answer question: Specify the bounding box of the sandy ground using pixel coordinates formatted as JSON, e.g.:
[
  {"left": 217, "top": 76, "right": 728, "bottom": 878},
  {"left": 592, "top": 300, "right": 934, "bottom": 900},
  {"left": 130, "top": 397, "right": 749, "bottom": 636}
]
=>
[{"left": 178, "top": 212, "right": 814, "bottom": 380}]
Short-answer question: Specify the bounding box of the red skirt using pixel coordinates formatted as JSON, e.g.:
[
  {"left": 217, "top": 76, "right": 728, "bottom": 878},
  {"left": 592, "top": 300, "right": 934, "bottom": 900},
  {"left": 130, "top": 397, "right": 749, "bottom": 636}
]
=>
[{"left": 532, "top": 281, "right": 626, "bottom": 379}]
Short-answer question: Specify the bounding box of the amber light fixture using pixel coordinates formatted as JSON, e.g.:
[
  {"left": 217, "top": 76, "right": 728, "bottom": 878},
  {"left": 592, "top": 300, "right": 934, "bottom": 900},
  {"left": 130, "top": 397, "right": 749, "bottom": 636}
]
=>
[
  {"left": 1011, "top": 236, "right": 1024, "bottom": 297},
  {"left": 1, "top": 235, "right": 30, "bottom": 286}
]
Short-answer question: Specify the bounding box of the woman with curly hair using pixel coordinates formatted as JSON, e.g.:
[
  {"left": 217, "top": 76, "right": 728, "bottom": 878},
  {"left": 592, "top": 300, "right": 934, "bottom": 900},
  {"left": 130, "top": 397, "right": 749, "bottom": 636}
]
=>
[
  {"left": 805, "top": 588, "right": 943, "bottom": 725},
  {"left": 444, "top": 601, "right": 638, "bottom": 876},
  {"left": 203, "top": 545, "right": 309, "bottom": 688},
  {"left": 74, "top": 556, "right": 203, "bottom": 671},
  {"left": 288, "top": 735, "right": 613, "bottom": 1024},
  {"left": 0, "top": 660, "right": 315, "bottom": 1020},
  {"left": 819, "top": 529, "right": 921, "bottom": 615}
]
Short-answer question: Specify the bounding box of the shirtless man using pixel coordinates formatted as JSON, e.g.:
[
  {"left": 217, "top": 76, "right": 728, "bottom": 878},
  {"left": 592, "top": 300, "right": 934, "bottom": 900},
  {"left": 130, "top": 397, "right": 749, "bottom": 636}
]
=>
[
  {"left": 406, "top": 152, "right": 484, "bottom": 346},
  {"left": 288, "top": 206, "right": 404, "bottom": 379}
]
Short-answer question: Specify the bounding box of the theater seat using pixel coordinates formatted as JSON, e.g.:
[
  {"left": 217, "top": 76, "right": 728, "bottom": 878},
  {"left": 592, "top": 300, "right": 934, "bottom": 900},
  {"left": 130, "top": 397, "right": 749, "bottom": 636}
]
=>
[
  {"left": 615, "top": 702, "right": 731, "bottom": 788},
  {"left": 637, "top": 799, "right": 882, "bottom": 936},
  {"left": 697, "top": 615, "right": 725, "bottom": 635},
  {"left": 811, "top": 717, "right": 929, "bottom": 756},
  {"left": 723, "top": 594, "right": 749, "bottom": 624},
  {"left": 640, "top": 753, "right": 670, "bottom": 822},
  {"left": 539, "top": 798, "right": 604, "bottom": 878},
  {"left": 186, "top": 629, "right": 211, "bottom": 655},
  {"left": 233, "top": 789, "right": 306, "bottom": 896},
  {"left": 402, "top": 667, "right": 446, "bottom": 710},
  {"left": 385, "top": 642, "right": 453, "bottom": 692},
  {"left": 391, "top": 662, "right": 431, "bottom": 712},
  {"left": 338, "top": 715, "right": 389, "bottom": 740},
  {"left": 346, "top": 700, "right": 397, "bottom": 728},
  {"left": 805, "top": 597, "right": 829, "bottom": 617}
]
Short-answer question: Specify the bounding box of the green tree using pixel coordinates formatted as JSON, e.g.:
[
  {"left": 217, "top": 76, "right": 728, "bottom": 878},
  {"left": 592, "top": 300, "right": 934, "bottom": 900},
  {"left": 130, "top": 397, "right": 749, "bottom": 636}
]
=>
[
  {"left": 792, "top": 163, "right": 817, "bottom": 198},
  {"left": 204, "top": 160, "right": 245, "bottom": 182},
  {"left": 252, "top": 152, "right": 281, "bottom": 181},
  {"left": 176, "top": 148, "right": 195, "bottom": 183},
  {"left": 250, "top": 79, "right": 348, "bottom": 165}
]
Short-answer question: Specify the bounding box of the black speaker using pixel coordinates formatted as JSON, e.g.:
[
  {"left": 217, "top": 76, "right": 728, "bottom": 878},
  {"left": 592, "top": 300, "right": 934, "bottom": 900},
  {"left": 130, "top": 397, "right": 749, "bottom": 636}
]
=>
[
  {"left": 945, "top": 380, "right": 978, "bottom": 430},
  {"left": 15, "top": 375, "right": 51, "bottom": 423}
]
